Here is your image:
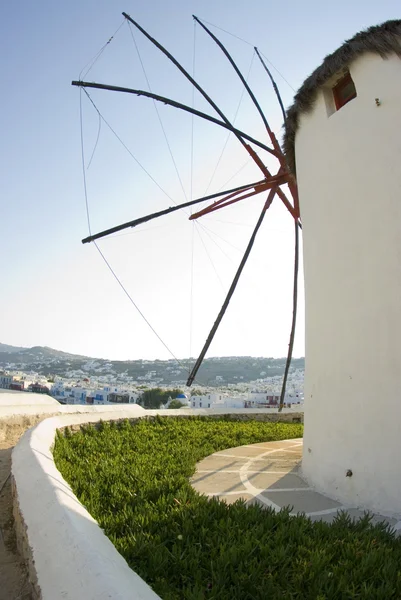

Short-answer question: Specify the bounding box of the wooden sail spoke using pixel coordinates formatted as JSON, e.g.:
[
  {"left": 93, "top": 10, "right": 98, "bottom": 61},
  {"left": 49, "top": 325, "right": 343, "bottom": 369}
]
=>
[
  {"left": 72, "top": 81, "right": 276, "bottom": 157},
  {"left": 81, "top": 180, "right": 267, "bottom": 244},
  {"left": 75, "top": 12, "right": 302, "bottom": 399},
  {"left": 187, "top": 186, "right": 278, "bottom": 386},
  {"left": 189, "top": 171, "right": 288, "bottom": 220},
  {"left": 122, "top": 12, "right": 279, "bottom": 171}
]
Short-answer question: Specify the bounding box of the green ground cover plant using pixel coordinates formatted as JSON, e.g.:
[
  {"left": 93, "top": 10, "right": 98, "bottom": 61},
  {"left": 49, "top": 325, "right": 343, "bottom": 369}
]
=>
[{"left": 54, "top": 417, "right": 401, "bottom": 599}]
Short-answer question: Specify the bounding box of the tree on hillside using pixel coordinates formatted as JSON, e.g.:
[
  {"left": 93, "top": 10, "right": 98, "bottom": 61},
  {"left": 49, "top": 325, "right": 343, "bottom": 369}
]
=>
[
  {"left": 139, "top": 388, "right": 165, "bottom": 409},
  {"left": 138, "top": 388, "right": 184, "bottom": 409},
  {"left": 168, "top": 399, "right": 185, "bottom": 409}
]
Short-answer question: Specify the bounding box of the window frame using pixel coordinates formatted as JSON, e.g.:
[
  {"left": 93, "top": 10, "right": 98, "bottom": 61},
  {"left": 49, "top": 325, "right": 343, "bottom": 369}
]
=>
[{"left": 332, "top": 72, "right": 357, "bottom": 111}]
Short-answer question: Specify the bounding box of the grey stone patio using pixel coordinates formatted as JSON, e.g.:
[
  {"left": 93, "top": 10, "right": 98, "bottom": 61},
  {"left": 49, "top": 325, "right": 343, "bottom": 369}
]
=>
[{"left": 191, "top": 439, "right": 401, "bottom": 530}]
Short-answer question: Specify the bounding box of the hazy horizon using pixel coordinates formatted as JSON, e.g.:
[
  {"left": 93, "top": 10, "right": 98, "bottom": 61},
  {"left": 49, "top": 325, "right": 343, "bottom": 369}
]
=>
[
  {"left": 2, "top": 1, "right": 399, "bottom": 361},
  {"left": 0, "top": 340, "right": 304, "bottom": 363}
]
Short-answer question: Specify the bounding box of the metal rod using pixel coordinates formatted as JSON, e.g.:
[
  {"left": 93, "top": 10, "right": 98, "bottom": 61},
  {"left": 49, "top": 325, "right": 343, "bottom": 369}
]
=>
[
  {"left": 122, "top": 12, "right": 267, "bottom": 158},
  {"left": 254, "top": 48, "right": 287, "bottom": 125},
  {"left": 81, "top": 179, "right": 265, "bottom": 244},
  {"left": 278, "top": 218, "right": 299, "bottom": 412},
  {"left": 193, "top": 17, "right": 274, "bottom": 137},
  {"left": 186, "top": 187, "right": 278, "bottom": 386},
  {"left": 252, "top": 47, "right": 301, "bottom": 403},
  {"left": 253, "top": 48, "right": 300, "bottom": 216},
  {"left": 71, "top": 81, "right": 277, "bottom": 156},
  {"left": 189, "top": 173, "right": 288, "bottom": 220},
  {"left": 189, "top": 186, "right": 269, "bottom": 219},
  {"left": 189, "top": 18, "right": 301, "bottom": 222}
]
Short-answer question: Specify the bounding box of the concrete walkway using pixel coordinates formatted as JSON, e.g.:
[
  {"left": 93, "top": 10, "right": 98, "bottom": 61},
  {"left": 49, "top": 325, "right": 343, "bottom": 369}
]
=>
[
  {"left": 191, "top": 439, "right": 400, "bottom": 528},
  {"left": 0, "top": 421, "right": 35, "bottom": 600}
]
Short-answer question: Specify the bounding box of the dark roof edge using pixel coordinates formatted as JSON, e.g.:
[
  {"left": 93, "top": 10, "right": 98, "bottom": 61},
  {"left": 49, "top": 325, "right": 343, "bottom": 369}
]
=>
[{"left": 283, "top": 19, "right": 401, "bottom": 176}]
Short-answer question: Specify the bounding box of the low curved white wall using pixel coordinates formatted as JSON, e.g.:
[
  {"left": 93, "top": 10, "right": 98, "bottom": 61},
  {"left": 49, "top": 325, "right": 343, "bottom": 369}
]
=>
[
  {"left": 12, "top": 406, "right": 303, "bottom": 599},
  {"left": 12, "top": 406, "right": 161, "bottom": 600},
  {"left": 296, "top": 51, "right": 401, "bottom": 515},
  {"left": 0, "top": 391, "right": 60, "bottom": 406}
]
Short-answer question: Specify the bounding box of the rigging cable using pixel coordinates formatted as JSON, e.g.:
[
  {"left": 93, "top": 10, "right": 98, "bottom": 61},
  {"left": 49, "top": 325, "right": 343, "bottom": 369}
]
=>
[
  {"left": 79, "top": 21, "right": 123, "bottom": 174},
  {"left": 197, "top": 217, "right": 298, "bottom": 331},
  {"left": 79, "top": 19, "right": 126, "bottom": 80},
  {"left": 196, "top": 221, "right": 237, "bottom": 263},
  {"left": 202, "top": 50, "right": 256, "bottom": 197},
  {"left": 198, "top": 221, "right": 247, "bottom": 254},
  {"left": 128, "top": 22, "right": 189, "bottom": 205},
  {"left": 194, "top": 220, "right": 272, "bottom": 350},
  {"left": 86, "top": 111, "right": 101, "bottom": 171},
  {"left": 79, "top": 88, "right": 205, "bottom": 384},
  {"left": 195, "top": 18, "right": 295, "bottom": 92},
  {"left": 82, "top": 89, "right": 177, "bottom": 204},
  {"left": 197, "top": 16, "right": 301, "bottom": 406},
  {"left": 194, "top": 224, "right": 225, "bottom": 291},
  {"left": 121, "top": 11, "right": 277, "bottom": 176},
  {"left": 215, "top": 155, "right": 255, "bottom": 192},
  {"left": 194, "top": 17, "right": 275, "bottom": 144},
  {"left": 187, "top": 188, "right": 278, "bottom": 385},
  {"left": 93, "top": 241, "right": 188, "bottom": 365},
  {"left": 190, "top": 19, "right": 197, "bottom": 207},
  {"left": 279, "top": 219, "right": 299, "bottom": 411},
  {"left": 254, "top": 48, "right": 287, "bottom": 125},
  {"left": 80, "top": 90, "right": 92, "bottom": 236},
  {"left": 197, "top": 220, "right": 285, "bottom": 299},
  {"left": 77, "top": 16, "right": 299, "bottom": 391},
  {"left": 189, "top": 20, "right": 197, "bottom": 366},
  {"left": 73, "top": 80, "right": 274, "bottom": 155}
]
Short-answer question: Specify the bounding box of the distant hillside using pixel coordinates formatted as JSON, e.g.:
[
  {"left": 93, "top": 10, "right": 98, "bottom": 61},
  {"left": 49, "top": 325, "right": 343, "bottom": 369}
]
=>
[
  {"left": 0, "top": 343, "right": 304, "bottom": 386},
  {"left": 0, "top": 342, "right": 27, "bottom": 353},
  {"left": 0, "top": 343, "right": 88, "bottom": 365}
]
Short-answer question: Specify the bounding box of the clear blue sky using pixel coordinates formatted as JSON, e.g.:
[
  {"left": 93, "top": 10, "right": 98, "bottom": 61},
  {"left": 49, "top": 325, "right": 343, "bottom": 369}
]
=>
[{"left": 1, "top": 0, "right": 399, "bottom": 360}]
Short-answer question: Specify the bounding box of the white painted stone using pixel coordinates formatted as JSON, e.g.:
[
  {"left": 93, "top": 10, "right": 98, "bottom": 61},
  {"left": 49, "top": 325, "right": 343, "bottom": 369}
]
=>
[
  {"left": 9, "top": 395, "right": 303, "bottom": 599},
  {"left": 12, "top": 407, "right": 160, "bottom": 600},
  {"left": 0, "top": 391, "right": 60, "bottom": 406},
  {"left": 296, "top": 51, "right": 401, "bottom": 515}
]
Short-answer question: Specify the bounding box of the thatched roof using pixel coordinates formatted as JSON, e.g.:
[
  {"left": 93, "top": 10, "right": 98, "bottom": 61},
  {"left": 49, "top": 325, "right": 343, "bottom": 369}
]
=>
[{"left": 283, "top": 19, "right": 401, "bottom": 176}]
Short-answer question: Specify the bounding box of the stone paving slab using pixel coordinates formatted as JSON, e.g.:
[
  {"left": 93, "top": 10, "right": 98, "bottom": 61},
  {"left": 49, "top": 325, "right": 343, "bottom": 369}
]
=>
[
  {"left": 247, "top": 457, "right": 301, "bottom": 471},
  {"left": 196, "top": 456, "right": 250, "bottom": 470},
  {"left": 191, "top": 438, "right": 401, "bottom": 530},
  {"left": 247, "top": 472, "right": 309, "bottom": 490},
  {"left": 219, "top": 445, "right": 278, "bottom": 457},
  {"left": 212, "top": 493, "right": 255, "bottom": 505},
  {"left": 191, "top": 471, "right": 246, "bottom": 494},
  {"left": 261, "top": 490, "right": 342, "bottom": 513}
]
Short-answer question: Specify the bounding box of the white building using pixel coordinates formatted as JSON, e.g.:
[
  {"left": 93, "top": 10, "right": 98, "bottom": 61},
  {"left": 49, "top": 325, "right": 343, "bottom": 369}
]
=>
[
  {"left": 51, "top": 380, "right": 140, "bottom": 405},
  {"left": 51, "top": 381, "right": 88, "bottom": 404},
  {"left": 0, "top": 373, "right": 12, "bottom": 389},
  {"left": 164, "top": 393, "right": 190, "bottom": 408},
  {"left": 284, "top": 19, "right": 401, "bottom": 515},
  {"left": 191, "top": 393, "right": 244, "bottom": 409},
  {"left": 246, "top": 391, "right": 301, "bottom": 408},
  {"left": 107, "top": 391, "right": 140, "bottom": 405}
]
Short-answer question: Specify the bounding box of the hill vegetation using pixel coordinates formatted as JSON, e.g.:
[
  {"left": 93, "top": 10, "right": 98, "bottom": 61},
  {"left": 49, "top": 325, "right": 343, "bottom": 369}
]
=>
[
  {"left": 54, "top": 417, "right": 401, "bottom": 599},
  {"left": 0, "top": 343, "right": 304, "bottom": 386}
]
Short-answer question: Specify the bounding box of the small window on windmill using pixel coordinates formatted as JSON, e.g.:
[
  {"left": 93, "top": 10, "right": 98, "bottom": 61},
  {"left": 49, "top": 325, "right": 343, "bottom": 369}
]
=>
[{"left": 332, "top": 72, "right": 356, "bottom": 110}]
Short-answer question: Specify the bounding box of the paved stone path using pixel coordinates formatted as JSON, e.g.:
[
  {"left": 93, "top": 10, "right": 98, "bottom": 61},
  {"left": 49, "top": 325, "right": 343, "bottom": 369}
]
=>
[
  {"left": 192, "top": 439, "right": 400, "bottom": 528},
  {"left": 0, "top": 418, "right": 38, "bottom": 600}
]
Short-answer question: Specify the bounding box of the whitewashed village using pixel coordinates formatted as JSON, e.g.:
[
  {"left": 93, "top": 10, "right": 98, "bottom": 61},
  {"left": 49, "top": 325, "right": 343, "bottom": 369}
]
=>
[
  {"left": 0, "top": 360, "right": 304, "bottom": 409},
  {"left": 2, "top": 6, "right": 401, "bottom": 600}
]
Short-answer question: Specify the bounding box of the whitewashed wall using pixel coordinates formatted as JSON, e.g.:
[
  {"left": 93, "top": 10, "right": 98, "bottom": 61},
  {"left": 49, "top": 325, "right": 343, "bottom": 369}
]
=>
[{"left": 296, "top": 51, "right": 401, "bottom": 515}]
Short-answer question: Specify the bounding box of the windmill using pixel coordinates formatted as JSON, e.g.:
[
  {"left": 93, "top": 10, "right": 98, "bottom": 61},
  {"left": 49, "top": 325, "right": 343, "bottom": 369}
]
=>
[{"left": 72, "top": 12, "right": 301, "bottom": 407}]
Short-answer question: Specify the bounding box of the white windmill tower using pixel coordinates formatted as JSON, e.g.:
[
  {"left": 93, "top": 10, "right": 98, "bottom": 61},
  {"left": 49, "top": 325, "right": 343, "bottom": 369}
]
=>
[
  {"left": 283, "top": 20, "right": 401, "bottom": 515},
  {"left": 75, "top": 13, "right": 401, "bottom": 516}
]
